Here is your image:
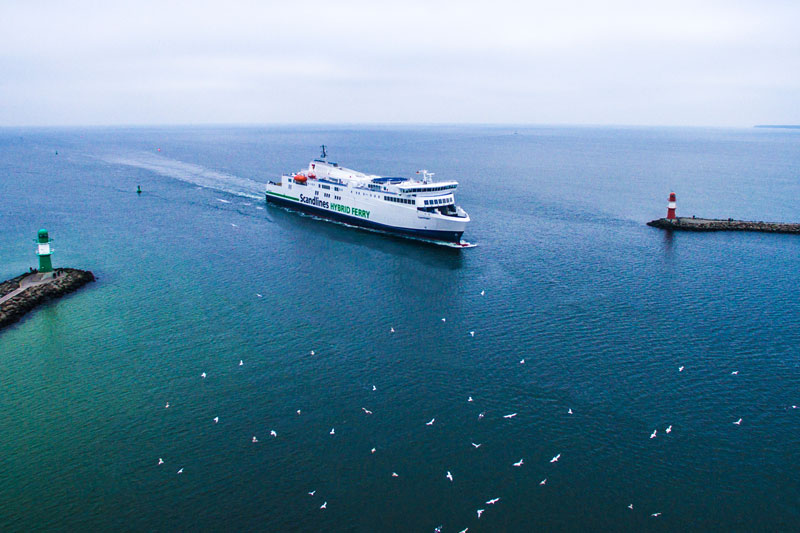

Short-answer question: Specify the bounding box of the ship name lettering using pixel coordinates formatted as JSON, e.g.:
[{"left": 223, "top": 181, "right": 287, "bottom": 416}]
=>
[{"left": 299, "top": 194, "right": 329, "bottom": 209}]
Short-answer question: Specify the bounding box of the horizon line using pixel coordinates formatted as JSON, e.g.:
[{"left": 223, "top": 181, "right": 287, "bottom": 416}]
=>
[{"left": 0, "top": 121, "right": 779, "bottom": 130}]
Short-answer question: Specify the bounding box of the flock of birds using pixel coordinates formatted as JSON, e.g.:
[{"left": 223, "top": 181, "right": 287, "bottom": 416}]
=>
[{"left": 155, "top": 287, "right": 799, "bottom": 532}]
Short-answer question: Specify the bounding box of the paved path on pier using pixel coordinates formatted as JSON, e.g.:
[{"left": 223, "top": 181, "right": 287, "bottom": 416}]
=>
[
  {"left": 647, "top": 217, "right": 800, "bottom": 233},
  {"left": 0, "top": 273, "right": 56, "bottom": 306}
]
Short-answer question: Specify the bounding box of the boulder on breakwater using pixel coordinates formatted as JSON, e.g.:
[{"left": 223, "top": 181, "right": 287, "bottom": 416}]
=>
[{"left": 0, "top": 268, "right": 95, "bottom": 330}]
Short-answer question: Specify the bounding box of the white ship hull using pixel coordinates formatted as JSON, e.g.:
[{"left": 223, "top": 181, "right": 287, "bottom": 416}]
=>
[{"left": 265, "top": 158, "right": 470, "bottom": 244}]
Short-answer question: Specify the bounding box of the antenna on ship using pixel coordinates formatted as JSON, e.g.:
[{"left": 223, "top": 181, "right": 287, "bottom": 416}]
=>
[
  {"left": 320, "top": 145, "right": 327, "bottom": 160},
  {"left": 417, "top": 169, "right": 434, "bottom": 183}
]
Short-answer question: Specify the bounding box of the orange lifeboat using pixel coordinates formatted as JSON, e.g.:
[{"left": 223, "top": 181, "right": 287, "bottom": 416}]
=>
[{"left": 294, "top": 174, "right": 307, "bottom": 183}]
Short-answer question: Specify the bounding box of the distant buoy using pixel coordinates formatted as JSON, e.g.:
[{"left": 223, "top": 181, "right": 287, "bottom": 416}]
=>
[
  {"left": 137, "top": 185, "right": 142, "bottom": 194},
  {"left": 667, "top": 192, "right": 676, "bottom": 219},
  {"left": 157, "top": 148, "right": 161, "bottom": 152},
  {"left": 55, "top": 150, "right": 58, "bottom": 155}
]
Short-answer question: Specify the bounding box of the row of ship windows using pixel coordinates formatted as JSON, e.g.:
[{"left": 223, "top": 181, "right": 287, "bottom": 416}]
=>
[
  {"left": 312, "top": 183, "right": 339, "bottom": 191},
  {"left": 311, "top": 186, "right": 446, "bottom": 206},
  {"left": 385, "top": 196, "right": 415, "bottom": 205},
  {"left": 401, "top": 185, "right": 456, "bottom": 193},
  {"left": 424, "top": 198, "right": 450, "bottom": 206},
  {"left": 314, "top": 189, "right": 446, "bottom": 206},
  {"left": 315, "top": 191, "right": 337, "bottom": 199}
]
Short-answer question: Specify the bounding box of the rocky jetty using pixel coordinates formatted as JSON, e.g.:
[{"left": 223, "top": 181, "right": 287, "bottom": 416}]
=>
[
  {"left": 647, "top": 217, "right": 800, "bottom": 234},
  {"left": 0, "top": 268, "right": 95, "bottom": 330}
]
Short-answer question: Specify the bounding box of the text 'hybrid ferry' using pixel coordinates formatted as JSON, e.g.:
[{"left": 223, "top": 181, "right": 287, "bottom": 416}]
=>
[{"left": 266, "top": 147, "right": 471, "bottom": 246}]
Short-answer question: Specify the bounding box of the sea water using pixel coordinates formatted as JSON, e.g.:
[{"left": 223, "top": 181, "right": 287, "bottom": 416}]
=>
[{"left": 0, "top": 125, "right": 798, "bottom": 531}]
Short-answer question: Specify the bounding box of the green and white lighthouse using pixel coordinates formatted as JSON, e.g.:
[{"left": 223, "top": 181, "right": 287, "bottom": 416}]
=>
[{"left": 35, "top": 229, "right": 53, "bottom": 272}]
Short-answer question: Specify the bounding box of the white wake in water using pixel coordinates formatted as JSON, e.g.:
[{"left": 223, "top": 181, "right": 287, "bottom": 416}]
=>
[{"left": 105, "top": 152, "right": 264, "bottom": 200}]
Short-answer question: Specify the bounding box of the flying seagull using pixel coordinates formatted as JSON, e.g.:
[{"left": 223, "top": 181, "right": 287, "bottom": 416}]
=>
[
  {"left": 678, "top": 366, "right": 684, "bottom": 372},
  {"left": 158, "top": 458, "right": 164, "bottom": 465},
  {"left": 270, "top": 430, "right": 277, "bottom": 437},
  {"left": 477, "top": 509, "right": 485, "bottom": 518},
  {"left": 665, "top": 425, "right": 672, "bottom": 433},
  {"left": 468, "top": 396, "right": 474, "bottom": 402},
  {"left": 426, "top": 418, "right": 435, "bottom": 426},
  {"left": 568, "top": 408, "right": 573, "bottom": 415},
  {"left": 471, "top": 442, "right": 482, "bottom": 448},
  {"left": 330, "top": 428, "right": 335, "bottom": 435},
  {"left": 486, "top": 498, "right": 500, "bottom": 505},
  {"left": 446, "top": 471, "right": 453, "bottom": 481},
  {"left": 550, "top": 453, "right": 561, "bottom": 463},
  {"left": 650, "top": 430, "right": 657, "bottom": 439},
  {"left": 392, "top": 472, "right": 399, "bottom": 477},
  {"left": 733, "top": 418, "right": 742, "bottom": 425},
  {"left": 362, "top": 407, "right": 373, "bottom": 415},
  {"left": 320, "top": 502, "right": 327, "bottom": 509},
  {"left": 308, "top": 490, "right": 315, "bottom": 496},
  {"left": 201, "top": 372, "right": 206, "bottom": 379},
  {"left": 213, "top": 416, "right": 219, "bottom": 424},
  {"left": 539, "top": 478, "right": 547, "bottom": 485},
  {"left": 513, "top": 459, "right": 524, "bottom": 467},
  {"left": 177, "top": 467, "right": 184, "bottom": 474},
  {"left": 503, "top": 413, "right": 517, "bottom": 419},
  {"left": 252, "top": 436, "right": 258, "bottom": 443}
]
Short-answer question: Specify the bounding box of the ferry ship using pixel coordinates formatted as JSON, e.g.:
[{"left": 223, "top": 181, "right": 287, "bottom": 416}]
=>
[{"left": 265, "top": 147, "right": 471, "bottom": 245}]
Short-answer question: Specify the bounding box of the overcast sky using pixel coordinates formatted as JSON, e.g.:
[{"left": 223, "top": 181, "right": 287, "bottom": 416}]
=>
[{"left": 1, "top": 0, "right": 798, "bottom": 127}]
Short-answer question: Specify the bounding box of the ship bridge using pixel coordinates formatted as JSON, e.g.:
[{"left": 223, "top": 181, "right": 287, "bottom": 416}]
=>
[{"left": 397, "top": 182, "right": 459, "bottom": 196}]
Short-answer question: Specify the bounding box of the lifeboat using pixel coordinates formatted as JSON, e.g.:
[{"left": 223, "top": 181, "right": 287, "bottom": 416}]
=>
[{"left": 293, "top": 174, "right": 307, "bottom": 183}]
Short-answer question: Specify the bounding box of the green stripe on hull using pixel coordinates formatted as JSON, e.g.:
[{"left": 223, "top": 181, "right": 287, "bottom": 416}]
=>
[{"left": 266, "top": 191, "right": 300, "bottom": 201}]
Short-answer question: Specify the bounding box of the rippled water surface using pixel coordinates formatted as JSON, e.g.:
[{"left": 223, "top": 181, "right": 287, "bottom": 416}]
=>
[{"left": 1, "top": 125, "right": 799, "bottom": 532}]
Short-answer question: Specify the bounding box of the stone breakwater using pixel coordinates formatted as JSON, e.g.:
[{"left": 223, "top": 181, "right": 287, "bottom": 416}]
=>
[
  {"left": 647, "top": 217, "right": 800, "bottom": 234},
  {"left": 0, "top": 268, "right": 95, "bottom": 330}
]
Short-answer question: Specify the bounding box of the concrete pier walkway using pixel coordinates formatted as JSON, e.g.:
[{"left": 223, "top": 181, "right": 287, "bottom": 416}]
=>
[
  {"left": 647, "top": 217, "right": 800, "bottom": 234},
  {"left": 0, "top": 268, "right": 95, "bottom": 330},
  {"left": 0, "top": 272, "right": 58, "bottom": 305}
]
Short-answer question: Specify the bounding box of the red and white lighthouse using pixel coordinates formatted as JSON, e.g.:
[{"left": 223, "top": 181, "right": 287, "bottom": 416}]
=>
[{"left": 666, "top": 192, "right": 677, "bottom": 219}]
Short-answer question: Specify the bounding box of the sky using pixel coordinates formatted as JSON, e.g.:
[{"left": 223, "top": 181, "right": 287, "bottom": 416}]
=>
[{"left": 1, "top": 0, "right": 799, "bottom": 127}]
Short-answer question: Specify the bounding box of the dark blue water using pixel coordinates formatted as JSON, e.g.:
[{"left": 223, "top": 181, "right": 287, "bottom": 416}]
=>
[{"left": 1, "top": 125, "right": 799, "bottom": 532}]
